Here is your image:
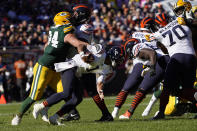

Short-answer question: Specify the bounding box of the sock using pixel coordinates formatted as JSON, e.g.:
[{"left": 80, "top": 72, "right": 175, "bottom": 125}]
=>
[
  {"left": 42, "top": 100, "right": 49, "bottom": 107},
  {"left": 128, "top": 91, "right": 145, "bottom": 114},
  {"left": 115, "top": 90, "right": 129, "bottom": 108},
  {"left": 19, "top": 97, "right": 34, "bottom": 117},
  {"left": 154, "top": 89, "right": 162, "bottom": 98},
  {"left": 92, "top": 94, "right": 110, "bottom": 115},
  {"left": 145, "top": 94, "right": 157, "bottom": 112},
  {"left": 159, "top": 88, "right": 170, "bottom": 113}
]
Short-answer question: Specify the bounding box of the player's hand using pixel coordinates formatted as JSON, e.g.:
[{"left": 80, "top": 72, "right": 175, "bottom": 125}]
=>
[
  {"left": 145, "top": 34, "right": 155, "bottom": 42},
  {"left": 98, "top": 90, "right": 104, "bottom": 100},
  {"left": 80, "top": 52, "right": 94, "bottom": 63},
  {"left": 141, "top": 65, "right": 156, "bottom": 77},
  {"left": 97, "top": 82, "right": 104, "bottom": 100},
  {"left": 177, "top": 17, "right": 186, "bottom": 25}
]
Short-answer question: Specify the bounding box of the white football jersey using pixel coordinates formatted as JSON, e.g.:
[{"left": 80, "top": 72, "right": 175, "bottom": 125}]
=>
[
  {"left": 55, "top": 23, "right": 113, "bottom": 84},
  {"left": 132, "top": 31, "right": 164, "bottom": 56},
  {"left": 153, "top": 19, "right": 195, "bottom": 57},
  {"left": 132, "top": 43, "right": 152, "bottom": 66}
]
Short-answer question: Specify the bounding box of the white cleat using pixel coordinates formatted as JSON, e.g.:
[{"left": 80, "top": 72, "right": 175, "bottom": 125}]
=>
[
  {"left": 11, "top": 115, "right": 21, "bottom": 125},
  {"left": 33, "top": 103, "right": 44, "bottom": 119},
  {"left": 111, "top": 107, "right": 119, "bottom": 118},
  {"left": 49, "top": 114, "right": 64, "bottom": 125},
  {"left": 119, "top": 115, "right": 130, "bottom": 119},
  {"left": 41, "top": 107, "right": 49, "bottom": 122}
]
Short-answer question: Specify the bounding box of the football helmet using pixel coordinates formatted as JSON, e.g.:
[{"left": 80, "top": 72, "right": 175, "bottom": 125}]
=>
[
  {"left": 53, "top": 12, "right": 71, "bottom": 26},
  {"left": 107, "top": 46, "right": 125, "bottom": 67},
  {"left": 123, "top": 38, "right": 139, "bottom": 59},
  {"left": 155, "top": 13, "right": 170, "bottom": 27},
  {"left": 192, "top": 6, "right": 197, "bottom": 14},
  {"left": 173, "top": 0, "right": 192, "bottom": 17},
  {"left": 71, "top": 4, "right": 92, "bottom": 26},
  {"left": 140, "top": 17, "right": 159, "bottom": 33}
]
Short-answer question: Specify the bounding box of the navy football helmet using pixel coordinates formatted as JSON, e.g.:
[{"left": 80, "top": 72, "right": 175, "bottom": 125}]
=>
[
  {"left": 71, "top": 4, "right": 92, "bottom": 26},
  {"left": 107, "top": 46, "right": 125, "bottom": 67},
  {"left": 123, "top": 38, "right": 139, "bottom": 59}
]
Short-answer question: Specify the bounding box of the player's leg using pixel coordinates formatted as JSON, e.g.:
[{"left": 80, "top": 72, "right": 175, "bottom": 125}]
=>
[
  {"left": 178, "top": 54, "right": 197, "bottom": 102},
  {"left": 49, "top": 86, "right": 82, "bottom": 125},
  {"left": 81, "top": 73, "right": 113, "bottom": 121},
  {"left": 153, "top": 56, "right": 181, "bottom": 120},
  {"left": 11, "top": 63, "right": 51, "bottom": 125},
  {"left": 120, "top": 55, "right": 169, "bottom": 119},
  {"left": 33, "top": 68, "right": 78, "bottom": 117},
  {"left": 112, "top": 63, "right": 143, "bottom": 118},
  {"left": 37, "top": 72, "right": 64, "bottom": 122},
  {"left": 142, "top": 83, "right": 162, "bottom": 116}
]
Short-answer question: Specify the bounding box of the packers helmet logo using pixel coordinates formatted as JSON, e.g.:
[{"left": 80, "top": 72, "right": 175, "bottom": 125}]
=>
[{"left": 60, "top": 13, "right": 67, "bottom": 16}]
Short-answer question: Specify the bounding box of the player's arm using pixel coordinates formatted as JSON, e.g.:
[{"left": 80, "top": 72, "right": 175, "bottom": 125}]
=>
[
  {"left": 157, "top": 42, "right": 168, "bottom": 54},
  {"left": 64, "top": 33, "right": 88, "bottom": 53},
  {"left": 138, "top": 48, "right": 157, "bottom": 76},
  {"left": 97, "top": 81, "right": 104, "bottom": 100},
  {"left": 138, "top": 48, "right": 157, "bottom": 66}
]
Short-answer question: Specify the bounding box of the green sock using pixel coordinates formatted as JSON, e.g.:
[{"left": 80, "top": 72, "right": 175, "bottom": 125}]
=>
[
  {"left": 154, "top": 89, "right": 162, "bottom": 98},
  {"left": 18, "top": 97, "right": 35, "bottom": 117}
]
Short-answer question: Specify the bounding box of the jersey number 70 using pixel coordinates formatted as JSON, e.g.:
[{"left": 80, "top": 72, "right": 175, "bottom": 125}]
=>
[{"left": 162, "top": 25, "right": 187, "bottom": 46}]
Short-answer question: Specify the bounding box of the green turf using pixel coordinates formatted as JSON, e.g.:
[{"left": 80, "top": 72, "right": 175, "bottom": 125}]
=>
[{"left": 0, "top": 95, "right": 197, "bottom": 131}]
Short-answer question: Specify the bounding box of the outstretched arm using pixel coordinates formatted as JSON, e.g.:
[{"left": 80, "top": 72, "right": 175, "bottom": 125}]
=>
[{"left": 64, "top": 33, "right": 88, "bottom": 53}]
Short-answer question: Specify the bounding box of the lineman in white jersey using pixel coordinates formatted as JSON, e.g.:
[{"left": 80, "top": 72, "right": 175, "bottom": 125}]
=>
[
  {"left": 149, "top": 2, "right": 197, "bottom": 119},
  {"left": 111, "top": 17, "right": 170, "bottom": 119},
  {"left": 47, "top": 23, "right": 115, "bottom": 124}
]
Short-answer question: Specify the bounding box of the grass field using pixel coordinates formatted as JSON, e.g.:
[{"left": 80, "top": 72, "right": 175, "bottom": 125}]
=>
[{"left": 0, "top": 95, "right": 197, "bottom": 131}]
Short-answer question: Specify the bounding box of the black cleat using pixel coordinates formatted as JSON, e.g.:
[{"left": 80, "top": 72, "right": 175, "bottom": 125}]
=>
[
  {"left": 151, "top": 111, "right": 165, "bottom": 120},
  {"left": 61, "top": 109, "right": 80, "bottom": 121},
  {"left": 95, "top": 114, "right": 114, "bottom": 122}
]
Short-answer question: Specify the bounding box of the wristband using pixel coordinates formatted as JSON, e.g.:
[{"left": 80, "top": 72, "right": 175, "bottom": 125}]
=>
[{"left": 79, "top": 51, "right": 85, "bottom": 57}]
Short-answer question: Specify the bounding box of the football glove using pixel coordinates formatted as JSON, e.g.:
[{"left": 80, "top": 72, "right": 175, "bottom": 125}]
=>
[
  {"left": 177, "top": 17, "right": 186, "bottom": 25},
  {"left": 141, "top": 65, "right": 156, "bottom": 77},
  {"left": 80, "top": 52, "right": 94, "bottom": 63}
]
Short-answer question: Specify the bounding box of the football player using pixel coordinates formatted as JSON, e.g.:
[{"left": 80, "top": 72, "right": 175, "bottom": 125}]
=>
[
  {"left": 47, "top": 44, "right": 123, "bottom": 124},
  {"left": 44, "top": 24, "right": 116, "bottom": 125},
  {"left": 148, "top": 0, "right": 197, "bottom": 120},
  {"left": 111, "top": 17, "right": 170, "bottom": 119},
  {"left": 11, "top": 5, "right": 91, "bottom": 125},
  {"left": 142, "top": 13, "right": 171, "bottom": 117}
]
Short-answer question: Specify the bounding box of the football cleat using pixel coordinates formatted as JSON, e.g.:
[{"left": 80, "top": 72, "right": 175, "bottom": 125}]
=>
[
  {"left": 151, "top": 111, "right": 165, "bottom": 120},
  {"left": 111, "top": 107, "right": 119, "bottom": 118},
  {"left": 11, "top": 115, "right": 21, "bottom": 125},
  {"left": 49, "top": 114, "right": 64, "bottom": 125},
  {"left": 119, "top": 110, "right": 131, "bottom": 119},
  {"left": 61, "top": 111, "right": 80, "bottom": 121},
  {"left": 32, "top": 103, "right": 44, "bottom": 119},
  {"left": 40, "top": 107, "right": 49, "bottom": 122},
  {"left": 95, "top": 114, "right": 114, "bottom": 122}
]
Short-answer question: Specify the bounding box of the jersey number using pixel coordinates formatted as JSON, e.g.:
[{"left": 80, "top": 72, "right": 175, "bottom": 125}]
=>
[
  {"left": 162, "top": 25, "right": 187, "bottom": 46},
  {"left": 48, "top": 31, "right": 59, "bottom": 48}
]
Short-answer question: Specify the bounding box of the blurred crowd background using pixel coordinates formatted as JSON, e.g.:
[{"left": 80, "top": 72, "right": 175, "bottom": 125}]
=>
[{"left": 0, "top": 0, "right": 193, "bottom": 103}]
